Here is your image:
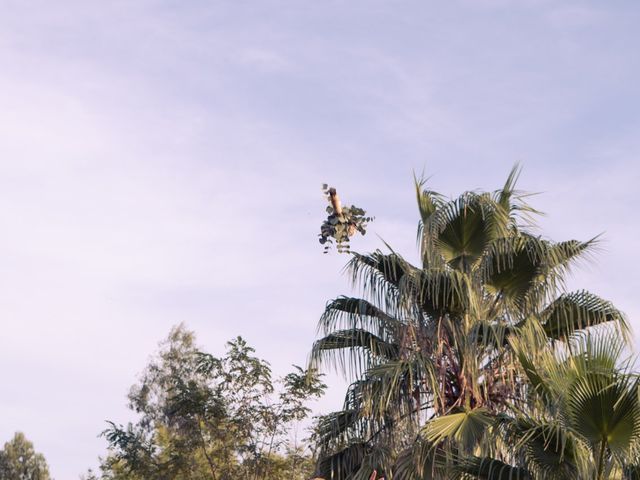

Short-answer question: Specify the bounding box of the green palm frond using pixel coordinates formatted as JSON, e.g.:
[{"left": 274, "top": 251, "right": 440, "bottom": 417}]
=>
[
  {"left": 393, "top": 440, "right": 437, "bottom": 480},
  {"left": 318, "top": 296, "right": 399, "bottom": 340},
  {"left": 493, "top": 163, "right": 541, "bottom": 230},
  {"left": 511, "top": 330, "right": 640, "bottom": 476},
  {"left": 315, "top": 442, "right": 369, "bottom": 480},
  {"left": 541, "top": 291, "right": 629, "bottom": 341},
  {"left": 314, "top": 409, "right": 365, "bottom": 448},
  {"left": 481, "top": 234, "right": 598, "bottom": 319},
  {"left": 545, "top": 237, "right": 599, "bottom": 273},
  {"left": 342, "top": 378, "right": 376, "bottom": 411},
  {"left": 455, "top": 455, "right": 531, "bottom": 480},
  {"left": 480, "top": 234, "right": 562, "bottom": 316},
  {"left": 495, "top": 415, "right": 581, "bottom": 479},
  {"left": 495, "top": 164, "right": 522, "bottom": 217},
  {"left": 571, "top": 331, "right": 628, "bottom": 373},
  {"left": 429, "top": 192, "right": 498, "bottom": 272},
  {"left": 469, "top": 321, "right": 516, "bottom": 350},
  {"left": 415, "top": 174, "right": 444, "bottom": 229},
  {"left": 481, "top": 235, "right": 548, "bottom": 312},
  {"left": 313, "top": 380, "right": 395, "bottom": 453},
  {"left": 347, "top": 251, "right": 413, "bottom": 315},
  {"left": 352, "top": 445, "right": 393, "bottom": 480},
  {"left": 415, "top": 174, "right": 446, "bottom": 271},
  {"left": 623, "top": 464, "right": 640, "bottom": 479},
  {"left": 408, "top": 268, "right": 470, "bottom": 317},
  {"left": 310, "top": 329, "right": 400, "bottom": 378},
  {"left": 567, "top": 372, "right": 640, "bottom": 459},
  {"left": 421, "top": 408, "right": 494, "bottom": 452},
  {"left": 362, "top": 354, "right": 437, "bottom": 418},
  {"left": 349, "top": 251, "right": 411, "bottom": 288}
]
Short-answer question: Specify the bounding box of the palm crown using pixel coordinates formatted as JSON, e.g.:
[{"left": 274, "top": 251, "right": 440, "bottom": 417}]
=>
[{"left": 309, "top": 167, "right": 629, "bottom": 479}]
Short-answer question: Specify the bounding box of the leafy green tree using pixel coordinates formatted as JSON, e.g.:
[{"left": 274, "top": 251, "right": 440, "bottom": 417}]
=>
[
  {"left": 309, "top": 167, "right": 628, "bottom": 479},
  {"left": 99, "top": 324, "right": 325, "bottom": 480},
  {"left": 0, "top": 432, "right": 51, "bottom": 480}
]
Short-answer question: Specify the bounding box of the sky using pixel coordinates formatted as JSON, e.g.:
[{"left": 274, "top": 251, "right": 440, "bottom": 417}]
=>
[{"left": 0, "top": 0, "right": 639, "bottom": 477}]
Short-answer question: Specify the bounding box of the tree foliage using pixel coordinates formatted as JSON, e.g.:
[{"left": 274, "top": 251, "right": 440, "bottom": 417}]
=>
[
  {"left": 0, "top": 432, "right": 51, "bottom": 480},
  {"left": 97, "top": 324, "right": 325, "bottom": 480}
]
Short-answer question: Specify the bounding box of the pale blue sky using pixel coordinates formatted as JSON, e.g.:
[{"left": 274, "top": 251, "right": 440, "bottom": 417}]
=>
[{"left": 0, "top": 1, "right": 639, "bottom": 477}]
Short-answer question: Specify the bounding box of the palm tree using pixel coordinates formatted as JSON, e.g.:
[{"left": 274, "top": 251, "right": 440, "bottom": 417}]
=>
[
  {"left": 448, "top": 325, "right": 640, "bottom": 480},
  {"left": 308, "top": 167, "right": 628, "bottom": 479}
]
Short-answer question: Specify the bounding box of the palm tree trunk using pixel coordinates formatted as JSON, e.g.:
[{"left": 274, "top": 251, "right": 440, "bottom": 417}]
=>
[{"left": 596, "top": 439, "right": 607, "bottom": 480}]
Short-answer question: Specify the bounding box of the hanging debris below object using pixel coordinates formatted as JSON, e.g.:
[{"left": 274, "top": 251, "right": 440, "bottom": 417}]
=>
[{"left": 318, "top": 184, "right": 373, "bottom": 254}]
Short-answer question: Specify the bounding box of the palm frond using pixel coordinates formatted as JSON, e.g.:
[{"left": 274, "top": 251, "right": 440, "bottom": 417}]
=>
[
  {"left": 481, "top": 235, "right": 547, "bottom": 312},
  {"left": 414, "top": 173, "right": 446, "bottom": 270},
  {"left": 455, "top": 455, "right": 531, "bottom": 480},
  {"left": 314, "top": 409, "right": 365, "bottom": 450},
  {"left": 541, "top": 290, "right": 629, "bottom": 342},
  {"left": 469, "top": 321, "right": 516, "bottom": 350},
  {"left": 362, "top": 354, "right": 437, "bottom": 418},
  {"left": 496, "top": 415, "right": 580, "bottom": 479},
  {"left": 393, "top": 438, "right": 441, "bottom": 480},
  {"left": 414, "top": 173, "right": 444, "bottom": 227},
  {"left": 493, "top": 163, "right": 542, "bottom": 231},
  {"left": 421, "top": 408, "right": 494, "bottom": 452},
  {"left": 309, "top": 329, "right": 400, "bottom": 378},
  {"left": 482, "top": 235, "right": 596, "bottom": 315},
  {"left": 567, "top": 371, "right": 640, "bottom": 459},
  {"left": 315, "top": 442, "right": 369, "bottom": 480},
  {"left": 352, "top": 445, "right": 393, "bottom": 480},
  {"left": 347, "top": 251, "right": 413, "bottom": 315},
  {"left": 318, "top": 296, "right": 400, "bottom": 338},
  {"left": 408, "top": 268, "right": 470, "bottom": 318},
  {"left": 429, "top": 192, "right": 497, "bottom": 271}
]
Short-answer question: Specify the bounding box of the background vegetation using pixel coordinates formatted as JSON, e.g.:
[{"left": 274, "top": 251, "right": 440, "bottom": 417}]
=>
[{"left": 6, "top": 170, "right": 637, "bottom": 480}]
